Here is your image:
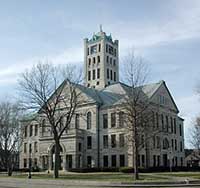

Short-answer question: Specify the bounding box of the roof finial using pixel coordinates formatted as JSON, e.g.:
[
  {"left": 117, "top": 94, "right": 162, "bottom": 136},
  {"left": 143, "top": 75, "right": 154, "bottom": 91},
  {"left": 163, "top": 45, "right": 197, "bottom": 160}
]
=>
[{"left": 100, "top": 24, "right": 103, "bottom": 32}]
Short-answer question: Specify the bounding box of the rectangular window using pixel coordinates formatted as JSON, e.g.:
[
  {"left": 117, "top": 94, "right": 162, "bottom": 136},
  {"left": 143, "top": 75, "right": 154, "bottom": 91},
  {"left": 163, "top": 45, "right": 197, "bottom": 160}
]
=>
[
  {"left": 113, "top": 59, "right": 116, "bottom": 66},
  {"left": 34, "top": 142, "right": 38, "bottom": 153},
  {"left": 119, "top": 134, "right": 125, "bottom": 147},
  {"left": 35, "top": 125, "right": 38, "bottom": 136},
  {"left": 114, "top": 48, "right": 117, "bottom": 56},
  {"left": 156, "top": 136, "right": 160, "bottom": 148},
  {"left": 179, "top": 124, "right": 182, "bottom": 136},
  {"left": 170, "top": 117, "right": 173, "bottom": 133},
  {"left": 119, "top": 112, "right": 124, "bottom": 127},
  {"left": 153, "top": 155, "right": 156, "bottom": 167},
  {"left": 107, "top": 69, "right": 109, "bottom": 79},
  {"left": 30, "top": 125, "right": 33, "bottom": 137},
  {"left": 88, "top": 71, "right": 91, "bottom": 81},
  {"left": 180, "top": 141, "right": 183, "bottom": 152},
  {"left": 24, "top": 126, "right": 27, "bottom": 138},
  {"left": 78, "top": 143, "right": 82, "bottom": 152},
  {"left": 157, "top": 156, "right": 160, "bottom": 167},
  {"left": 29, "top": 143, "right": 32, "bottom": 154},
  {"left": 87, "top": 48, "right": 89, "bottom": 55},
  {"left": 120, "top": 155, "right": 125, "bottom": 167},
  {"left": 97, "top": 68, "right": 100, "bottom": 79},
  {"left": 110, "top": 57, "right": 112, "bottom": 65},
  {"left": 24, "top": 143, "right": 27, "bottom": 153},
  {"left": 111, "top": 155, "right": 116, "bottom": 167},
  {"left": 97, "top": 56, "right": 100, "bottom": 63},
  {"left": 110, "top": 70, "right": 113, "bottom": 80},
  {"left": 87, "top": 136, "right": 92, "bottom": 149},
  {"left": 142, "top": 155, "right": 145, "bottom": 167},
  {"left": 93, "top": 57, "right": 96, "bottom": 64},
  {"left": 108, "top": 45, "right": 114, "bottom": 55},
  {"left": 98, "top": 44, "right": 101, "bottom": 52},
  {"left": 175, "top": 139, "right": 177, "bottom": 151},
  {"left": 111, "top": 134, "right": 116, "bottom": 148},
  {"left": 103, "top": 135, "right": 108, "bottom": 148},
  {"left": 93, "top": 69, "right": 95, "bottom": 80},
  {"left": 161, "top": 114, "right": 164, "bottom": 130},
  {"left": 171, "top": 139, "right": 174, "bottom": 150},
  {"left": 34, "top": 158, "right": 37, "bottom": 167},
  {"left": 75, "top": 114, "right": 80, "bottom": 129},
  {"left": 87, "top": 156, "right": 92, "bottom": 167},
  {"left": 106, "top": 44, "right": 108, "bottom": 53},
  {"left": 114, "top": 72, "right": 116, "bottom": 81},
  {"left": 111, "top": 113, "right": 116, "bottom": 128},
  {"left": 166, "top": 116, "right": 169, "bottom": 132},
  {"left": 174, "top": 118, "right": 177, "bottom": 134},
  {"left": 106, "top": 56, "right": 109, "bottom": 63},
  {"left": 24, "top": 158, "right": 27, "bottom": 168},
  {"left": 103, "top": 114, "right": 108, "bottom": 129},
  {"left": 88, "top": 58, "right": 91, "bottom": 65},
  {"left": 103, "top": 155, "right": 108, "bottom": 167}
]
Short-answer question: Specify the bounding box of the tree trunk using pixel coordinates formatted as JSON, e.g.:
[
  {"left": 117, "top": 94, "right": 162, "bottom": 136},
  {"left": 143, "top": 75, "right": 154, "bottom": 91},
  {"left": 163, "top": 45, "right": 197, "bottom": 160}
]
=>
[
  {"left": 53, "top": 139, "right": 60, "bottom": 179},
  {"left": 133, "top": 141, "right": 139, "bottom": 180}
]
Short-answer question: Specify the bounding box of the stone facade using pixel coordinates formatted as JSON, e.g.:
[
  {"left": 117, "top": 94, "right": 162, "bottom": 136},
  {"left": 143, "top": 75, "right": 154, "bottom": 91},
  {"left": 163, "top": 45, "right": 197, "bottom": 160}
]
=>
[{"left": 19, "top": 29, "right": 185, "bottom": 171}]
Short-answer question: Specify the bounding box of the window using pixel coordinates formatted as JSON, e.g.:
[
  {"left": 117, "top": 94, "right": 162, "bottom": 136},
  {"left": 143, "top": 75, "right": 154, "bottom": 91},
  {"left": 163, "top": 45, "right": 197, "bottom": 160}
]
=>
[
  {"left": 111, "top": 113, "right": 116, "bottom": 127},
  {"left": 78, "top": 143, "right": 82, "bottom": 152},
  {"left": 97, "top": 81, "right": 99, "bottom": 85},
  {"left": 97, "top": 68, "right": 100, "bottom": 79},
  {"left": 93, "top": 57, "right": 96, "bottom": 64},
  {"left": 34, "top": 142, "right": 38, "bottom": 153},
  {"left": 174, "top": 118, "right": 177, "bottom": 134},
  {"left": 171, "top": 139, "right": 174, "bottom": 150},
  {"left": 75, "top": 114, "right": 80, "bottom": 129},
  {"left": 152, "top": 111, "right": 155, "bottom": 128},
  {"left": 93, "top": 69, "right": 95, "bottom": 80},
  {"left": 110, "top": 57, "right": 112, "bottom": 65},
  {"left": 153, "top": 155, "right": 156, "bottom": 167},
  {"left": 87, "top": 48, "right": 89, "bottom": 55},
  {"left": 34, "top": 158, "right": 37, "bottom": 167},
  {"left": 163, "top": 138, "right": 169, "bottom": 149},
  {"left": 42, "top": 119, "right": 46, "bottom": 135},
  {"left": 120, "top": 155, "right": 125, "bottom": 167},
  {"left": 153, "top": 136, "right": 156, "bottom": 148},
  {"left": 24, "top": 159, "right": 27, "bottom": 168},
  {"left": 156, "top": 136, "right": 160, "bottom": 148},
  {"left": 114, "top": 48, "right": 117, "bottom": 56},
  {"left": 30, "top": 125, "right": 33, "bottom": 137},
  {"left": 91, "top": 45, "right": 97, "bottom": 54},
  {"left": 175, "top": 139, "right": 177, "bottom": 150},
  {"left": 119, "top": 134, "right": 125, "bottom": 147},
  {"left": 170, "top": 117, "right": 173, "bottom": 133},
  {"left": 24, "top": 143, "right": 27, "bottom": 153},
  {"left": 180, "top": 141, "right": 183, "bottom": 152},
  {"left": 103, "top": 135, "right": 108, "bottom": 148},
  {"left": 110, "top": 70, "right": 113, "bottom": 80},
  {"left": 111, "top": 134, "right": 116, "bottom": 148},
  {"left": 113, "top": 59, "right": 116, "bottom": 66},
  {"left": 29, "top": 143, "right": 32, "bottom": 154},
  {"left": 111, "top": 155, "right": 116, "bottom": 167},
  {"left": 179, "top": 124, "right": 182, "bottom": 136},
  {"left": 141, "top": 135, "right": 145, "bottom": 148},
  {"left": 88, "top": 58, "right": 91, "bottom": 66},
  {"left": 142, "top": 155, "right": 145, "bottom": 167},
  {"left": 161, "top": 114, "right": 164, "bottom": 130},
  {"left": 106, "top": 44, "right": 108, "bottom": 53},
  {"left": 166, "top": 116, "right": 169, "bottom": 132},
  {"left": 98, "top": 44, "right": 101, "bottom": 52},
  {"left": 103, "top": 114, "right": 108, "bottom": 129},
  {"left": 108, "top": 45, "right": 114, "bottom": 55},
  {"left": 87, "top": 156, "right": 92, "bottom": 167},
  {"left": 87, "top": 112, "right": 92, "bottom": 129},
  {"left": 103, "top": 155, "right": 108, "bottom": 167},
  {"left": 114, "top": 72, "right": 116, "bottom": 81},
  {"left": 157, "top": 156, "right": 160, "bottom": 167},
  {"left": 87, "top": 136, "right": 92, "bottom": 149},
  {"left": 180, "top": 157, "right": 183, "bottom": 166},
  {"left": 106, "top": 56, "right": 109, "bottom": 63},
  {"left": 119, "top": 112, "right": 124, "bottom": 127},
  {"left": 35, "top": 125, "right": 38, "bottom": 136},
  {"left": 97, "top": 56, "right": 100, "bottom": 63},
  {"left": 88, "top": 71, "right": 91, "bottom": 81},
  {"left": 107, "top": 69, "right": 109, "bottom": 79},
  {"left": 24, "top": 126, "right": 27, "bottom": 138}
]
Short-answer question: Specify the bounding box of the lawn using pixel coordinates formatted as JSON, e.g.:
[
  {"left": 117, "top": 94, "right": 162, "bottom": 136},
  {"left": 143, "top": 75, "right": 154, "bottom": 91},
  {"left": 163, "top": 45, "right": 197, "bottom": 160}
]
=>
[
  {"left": 155, "top": 172, "right": 200, "bottom": 179},
  {"left": 1, "top": 172, "right": 169, "bottom": 182}
]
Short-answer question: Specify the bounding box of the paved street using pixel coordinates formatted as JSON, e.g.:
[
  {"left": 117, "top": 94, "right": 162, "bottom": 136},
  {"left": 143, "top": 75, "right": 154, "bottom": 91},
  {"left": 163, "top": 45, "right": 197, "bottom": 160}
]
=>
[{"left": 1, "top": 177, "right": 200, "bottom": 188}]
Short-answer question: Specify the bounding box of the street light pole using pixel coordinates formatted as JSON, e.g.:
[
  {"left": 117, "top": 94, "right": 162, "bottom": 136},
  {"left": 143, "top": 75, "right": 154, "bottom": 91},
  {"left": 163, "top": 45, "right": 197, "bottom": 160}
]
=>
[{"left": 28, "top": 147, "right": 32, "bottom": 179}]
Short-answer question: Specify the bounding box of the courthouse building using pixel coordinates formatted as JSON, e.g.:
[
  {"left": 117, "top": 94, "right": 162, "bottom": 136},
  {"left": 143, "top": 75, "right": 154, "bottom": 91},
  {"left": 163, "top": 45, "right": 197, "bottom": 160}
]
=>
[{"left": 19, "top": 28, "right": 185, "bottom": 170}]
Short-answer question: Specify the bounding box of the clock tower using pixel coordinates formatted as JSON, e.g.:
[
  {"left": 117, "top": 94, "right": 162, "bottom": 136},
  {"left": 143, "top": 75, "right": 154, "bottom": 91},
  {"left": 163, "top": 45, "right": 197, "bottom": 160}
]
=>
[{"left": 84, "top": 26, "right": 119, "bottom": 89}]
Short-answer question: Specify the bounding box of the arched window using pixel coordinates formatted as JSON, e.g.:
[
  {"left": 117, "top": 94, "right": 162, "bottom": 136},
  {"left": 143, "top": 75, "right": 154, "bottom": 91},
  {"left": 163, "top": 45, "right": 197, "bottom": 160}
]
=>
[{"left": 87, "top": 112, "right": 92, "bottom": 129}]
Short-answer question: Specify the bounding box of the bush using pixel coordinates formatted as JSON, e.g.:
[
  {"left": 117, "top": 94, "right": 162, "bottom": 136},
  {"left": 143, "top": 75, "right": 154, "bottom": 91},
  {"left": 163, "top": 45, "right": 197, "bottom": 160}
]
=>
[{"left": 119, "top": 167, "right": 134, "bottom": 173}]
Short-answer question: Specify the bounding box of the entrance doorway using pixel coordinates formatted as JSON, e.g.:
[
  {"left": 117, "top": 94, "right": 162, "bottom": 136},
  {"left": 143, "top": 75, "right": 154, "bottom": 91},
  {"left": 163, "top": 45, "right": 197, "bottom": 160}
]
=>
[{"left": 163, "top": 154, "right": 168, "bottom": 167}]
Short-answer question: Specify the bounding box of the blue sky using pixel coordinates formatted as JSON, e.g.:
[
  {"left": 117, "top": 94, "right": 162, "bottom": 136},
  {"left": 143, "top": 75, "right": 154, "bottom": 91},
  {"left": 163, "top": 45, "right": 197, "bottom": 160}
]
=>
[{"left": 0, "top": 0, "right": 200, "bottom": 147}]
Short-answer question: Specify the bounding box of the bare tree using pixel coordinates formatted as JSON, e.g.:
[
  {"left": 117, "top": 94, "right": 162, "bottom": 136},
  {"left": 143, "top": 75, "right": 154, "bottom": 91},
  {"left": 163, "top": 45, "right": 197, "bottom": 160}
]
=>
[
  {"left": 0, "top": 102, "right": 22, "bottom": 176},
  {"left": 18, "top": 62, "right": 82, "bottom": 178},
  {"left": 121, "top": 51, "right": 159, "bottom": 180},
  {"left": 190, "top": 117, "right": 200, "bottom": 150}
]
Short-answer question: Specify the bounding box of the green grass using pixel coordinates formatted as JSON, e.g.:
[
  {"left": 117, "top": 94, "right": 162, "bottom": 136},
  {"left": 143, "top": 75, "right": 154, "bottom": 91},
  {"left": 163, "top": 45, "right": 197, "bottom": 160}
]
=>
[
  {"left": 1, "top": 172, "right": 169, "bottom": 182},
  {"left": 155, "top": 172, "right": 200, "bottom": 179}
]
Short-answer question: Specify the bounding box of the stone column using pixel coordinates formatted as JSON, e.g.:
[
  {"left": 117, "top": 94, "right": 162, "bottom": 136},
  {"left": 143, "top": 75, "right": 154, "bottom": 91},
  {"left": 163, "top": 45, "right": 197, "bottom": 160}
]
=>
[{"left": 63, "top": 154, "right": 66, "bottom": 171}]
